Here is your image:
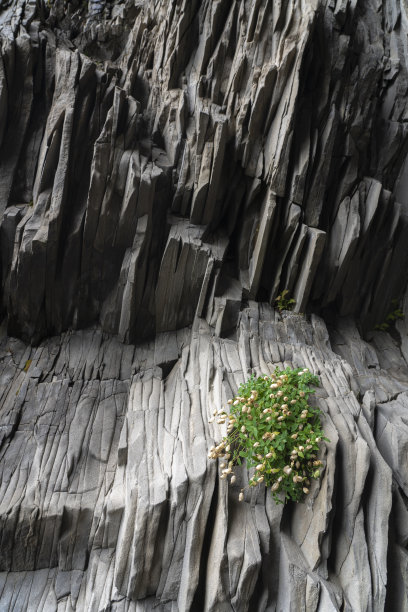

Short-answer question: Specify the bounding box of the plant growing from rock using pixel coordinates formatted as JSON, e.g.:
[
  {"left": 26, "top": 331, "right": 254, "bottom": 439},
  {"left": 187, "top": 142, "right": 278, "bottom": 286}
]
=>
[
  {"left": 208, "top": 367, "right": 328, "bottom": 503},
  {"left": 275, "top": 289, "right": 295, "bottom": 312},
  {"left": 374, "top": 299, "right": 404, "bottom": 331}
]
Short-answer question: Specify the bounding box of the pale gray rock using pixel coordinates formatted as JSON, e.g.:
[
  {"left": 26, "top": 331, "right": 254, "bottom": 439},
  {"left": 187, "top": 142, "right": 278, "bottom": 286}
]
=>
[{"left": 0, "top": 307, "right": 407, "bottom": 609}]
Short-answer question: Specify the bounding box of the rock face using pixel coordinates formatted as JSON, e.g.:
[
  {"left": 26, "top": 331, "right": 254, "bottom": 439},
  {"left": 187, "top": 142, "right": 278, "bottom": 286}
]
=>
[{"left": 1, "top": 0, "right": 408, "bottom": 610}]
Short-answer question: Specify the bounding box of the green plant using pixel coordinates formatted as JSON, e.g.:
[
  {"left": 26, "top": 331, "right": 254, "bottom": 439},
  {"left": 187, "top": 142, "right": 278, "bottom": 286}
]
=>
[
  {"left": 275, "top": 289, "right": 295, "bottom": 312},
  {"left": 374, "top": 299, "right": 404, "bottom": 331},
  {"left": 208, "top": 367, "right": 329, "bottom": 504}
]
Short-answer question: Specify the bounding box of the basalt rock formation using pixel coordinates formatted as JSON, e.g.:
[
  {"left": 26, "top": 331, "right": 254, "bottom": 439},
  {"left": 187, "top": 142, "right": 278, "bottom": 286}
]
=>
[{"left": 1, "top": 0, "right": 408, "bottom": 610}]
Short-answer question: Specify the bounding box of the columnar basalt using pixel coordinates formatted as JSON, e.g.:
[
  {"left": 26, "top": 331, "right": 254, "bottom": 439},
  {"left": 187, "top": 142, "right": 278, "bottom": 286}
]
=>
[{"left": 1, "top": 0, "right": 408, "bottom": 610}]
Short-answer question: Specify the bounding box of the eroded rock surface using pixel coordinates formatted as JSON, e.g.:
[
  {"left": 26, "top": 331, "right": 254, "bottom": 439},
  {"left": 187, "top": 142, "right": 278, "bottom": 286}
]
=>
[
  {"left": 0, "top": 308, "right": 407, "bottom": 611},
  {"left": 1, "top": 0, "right": 408, "bottom": 609}
]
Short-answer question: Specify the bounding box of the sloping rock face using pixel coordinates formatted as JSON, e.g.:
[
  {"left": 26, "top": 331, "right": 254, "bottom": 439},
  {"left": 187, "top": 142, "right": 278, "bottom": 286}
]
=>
[{"left": 1, "top": 0, "right": 408, "bottom": 610}]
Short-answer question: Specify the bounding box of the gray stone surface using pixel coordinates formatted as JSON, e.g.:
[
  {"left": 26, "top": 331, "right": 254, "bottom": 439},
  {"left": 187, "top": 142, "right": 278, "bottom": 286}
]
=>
[
  {"left": 0, "top": 0, "right": 408, "bottom": 609},
  {"left": 0, "top": 0, "right": 407, "bottom": 340},
  {"left": 0, "top": 309, "right": 407, "bottom": 610}
]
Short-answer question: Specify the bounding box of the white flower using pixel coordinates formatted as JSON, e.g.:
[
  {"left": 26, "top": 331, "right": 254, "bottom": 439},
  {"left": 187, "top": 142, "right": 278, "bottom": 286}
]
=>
[
  {"left": 256, "top": 464, "right": 264, "bottom": 471},
  {"left": 231, "top": 475, "right": 236, "bottom": 484},
  {"left": 283, "top": 466, "right": 292, "bottom": 475},
  {"left": 239, "top": 492, "right": 244, "bottom": 501},
  {"left": 271, "top": 482, "right": 279, "bottom": 491}
]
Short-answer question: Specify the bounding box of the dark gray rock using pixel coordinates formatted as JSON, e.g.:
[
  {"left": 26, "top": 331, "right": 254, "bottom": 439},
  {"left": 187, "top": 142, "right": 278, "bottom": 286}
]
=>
[{"left": 1, "top": 0, "right": 408, "bottom": 609}]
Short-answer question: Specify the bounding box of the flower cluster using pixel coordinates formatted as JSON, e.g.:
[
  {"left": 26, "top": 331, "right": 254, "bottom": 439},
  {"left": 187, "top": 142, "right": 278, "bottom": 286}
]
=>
[{"left": 208, "top": 367, "right": 328, "bottom": 503}]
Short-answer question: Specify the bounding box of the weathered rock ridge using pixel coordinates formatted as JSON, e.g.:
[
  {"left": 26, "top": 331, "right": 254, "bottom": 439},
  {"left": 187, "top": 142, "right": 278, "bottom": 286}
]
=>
[{"left": 1, "top": 0, "right": 408, "bottom": 609}]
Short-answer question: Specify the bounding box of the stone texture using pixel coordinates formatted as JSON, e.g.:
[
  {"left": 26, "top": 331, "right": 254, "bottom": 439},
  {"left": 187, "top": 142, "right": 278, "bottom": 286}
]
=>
[
  {"left": 0, "top": 0, "right": 408, "bottom": 609},
  {"left": 0, "top": 308, "right": 407, "bottom": 610}
]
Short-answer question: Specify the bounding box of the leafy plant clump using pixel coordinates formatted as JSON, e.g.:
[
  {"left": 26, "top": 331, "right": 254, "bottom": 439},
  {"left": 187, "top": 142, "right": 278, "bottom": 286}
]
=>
[
  {"left": 374, "top": 299, "right": 404, "bottom": 331},
  {"left": 208, "top": 367, "right": 329, "bottom": 504},
  {"left": 275, "top": 289, "right": 295, "bottom": 312}
]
